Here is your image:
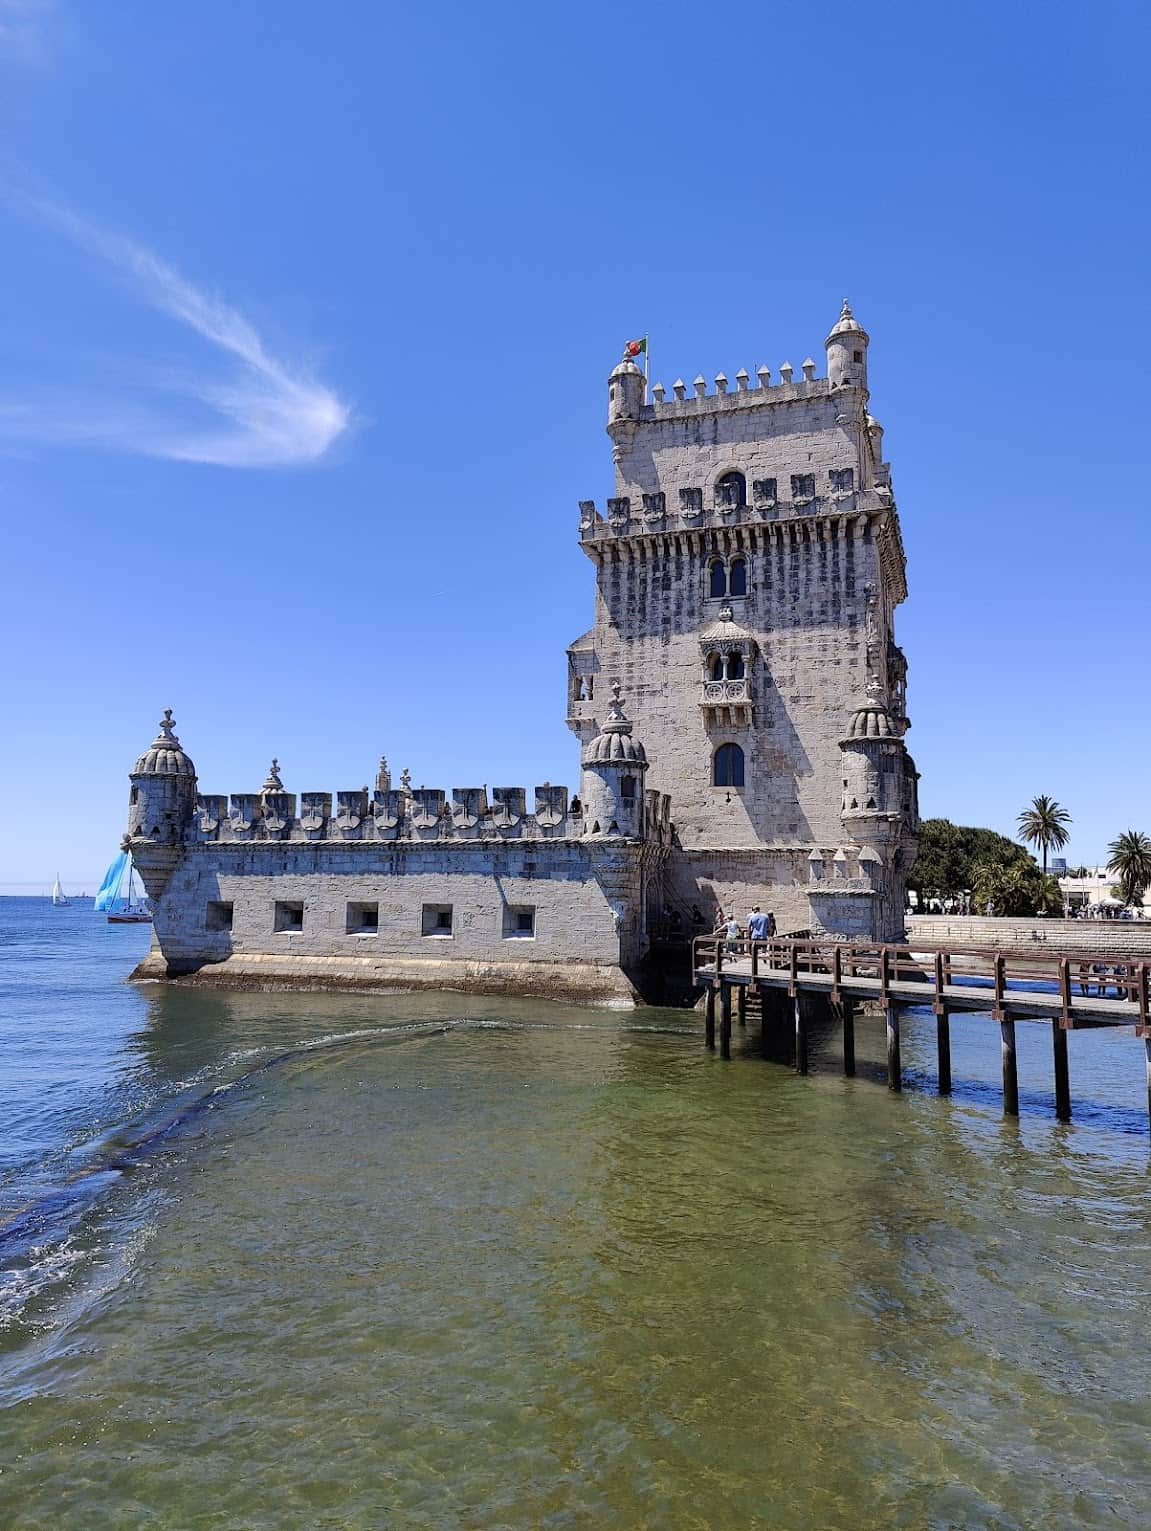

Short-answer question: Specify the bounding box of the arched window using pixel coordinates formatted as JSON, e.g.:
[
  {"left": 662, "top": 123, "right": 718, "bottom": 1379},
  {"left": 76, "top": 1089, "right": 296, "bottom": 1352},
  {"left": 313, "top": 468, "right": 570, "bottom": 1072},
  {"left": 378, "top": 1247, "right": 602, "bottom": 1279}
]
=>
[
  {"left": 716, "top": 471, "right": 746, "bottom": 508},
  {"left": 713, "top": 742, "right": 745, "bottom": 787},
  {"left": 709, "top": 654, "right": 725, "bottom": 682},
  {"left": 729, "top": 556, "right": 747, "bottom": 597},
  {"left": 725, "top": 652, "right": 745, "bottom": 680},
  {"left": 709, "top": 559, "right": 727, "bottom": 598}
]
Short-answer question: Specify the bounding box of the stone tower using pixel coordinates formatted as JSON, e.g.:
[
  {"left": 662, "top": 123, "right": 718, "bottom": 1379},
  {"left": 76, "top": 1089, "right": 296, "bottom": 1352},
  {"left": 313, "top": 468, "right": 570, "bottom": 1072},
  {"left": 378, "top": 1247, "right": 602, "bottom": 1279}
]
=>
[
  {"left": 568, "top": 305, "right": 918, "bottom": 940},
  {"left": 124, "top": 709, "right": 198, "bottom": 900}
]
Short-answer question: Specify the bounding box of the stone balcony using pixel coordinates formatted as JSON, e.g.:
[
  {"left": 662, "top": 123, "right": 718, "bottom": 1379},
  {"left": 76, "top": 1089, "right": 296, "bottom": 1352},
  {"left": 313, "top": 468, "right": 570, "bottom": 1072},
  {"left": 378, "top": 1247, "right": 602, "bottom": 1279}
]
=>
[{"left": 699, "top": 679, "right": 754, "bottom": 725}]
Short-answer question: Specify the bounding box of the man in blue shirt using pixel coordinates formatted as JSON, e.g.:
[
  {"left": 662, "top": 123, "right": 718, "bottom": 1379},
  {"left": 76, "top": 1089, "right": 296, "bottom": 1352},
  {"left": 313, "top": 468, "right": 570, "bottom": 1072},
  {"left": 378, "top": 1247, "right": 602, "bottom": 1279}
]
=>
[{"left": 747, "top": 906, "right": 771, "bottom": 941}]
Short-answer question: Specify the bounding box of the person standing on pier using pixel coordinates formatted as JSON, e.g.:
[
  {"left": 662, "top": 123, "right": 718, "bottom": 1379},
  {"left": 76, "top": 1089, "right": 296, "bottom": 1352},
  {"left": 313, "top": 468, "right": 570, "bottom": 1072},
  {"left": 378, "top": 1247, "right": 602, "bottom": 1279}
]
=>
[{"left": 747, "top": 906, "right": 770, "bottom": 942}]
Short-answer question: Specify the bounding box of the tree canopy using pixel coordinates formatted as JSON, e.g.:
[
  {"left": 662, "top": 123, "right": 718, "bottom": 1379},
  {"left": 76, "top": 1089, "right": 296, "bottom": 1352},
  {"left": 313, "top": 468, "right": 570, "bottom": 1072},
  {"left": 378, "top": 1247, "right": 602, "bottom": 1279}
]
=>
[
  {"left": 1106, "top": 830, "right": 1151, "bottom": 908},
  {"left": 907, "top": 819, "right": 1034, "bottom": 899},
  {"left": 1017, "top": 796, "right": 1072, "bottom": 876}
]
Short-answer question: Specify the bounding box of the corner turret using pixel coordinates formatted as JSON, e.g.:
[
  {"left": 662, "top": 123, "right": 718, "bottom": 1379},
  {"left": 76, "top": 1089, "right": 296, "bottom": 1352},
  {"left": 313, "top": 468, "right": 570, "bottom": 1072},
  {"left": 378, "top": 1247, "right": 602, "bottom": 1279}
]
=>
[
  {"left": 825, "top": 298, "right": 869, "bottom": 391},
  {"left": 580, "top": 684, "right": 649, "bottom": 837},
  {"left": 126, "top": 709, "right": 197, "bottom": 843}
]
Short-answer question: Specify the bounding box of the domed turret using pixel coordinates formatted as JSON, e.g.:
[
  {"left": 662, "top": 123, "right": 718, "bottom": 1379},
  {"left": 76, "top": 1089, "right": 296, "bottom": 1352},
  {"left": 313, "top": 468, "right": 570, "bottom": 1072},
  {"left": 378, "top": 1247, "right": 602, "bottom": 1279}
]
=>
[
  {"left": 607, "top": 354, "right": 645, "bottom": 429},
  {"left": 825, "top": 298, "right": 869, "bottom": 390},
  {"left": 126, "top": 709, "right": 198, "bottom": 845},
  {"left": 580, "top": 683, "right": 649, "bottom": 837}
]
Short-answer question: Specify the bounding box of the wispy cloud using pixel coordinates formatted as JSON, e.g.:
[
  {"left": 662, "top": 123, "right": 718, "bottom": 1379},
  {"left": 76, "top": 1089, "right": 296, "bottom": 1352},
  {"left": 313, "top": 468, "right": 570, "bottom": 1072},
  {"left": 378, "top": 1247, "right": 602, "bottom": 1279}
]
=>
[
  {"left": 0, "top": 0, "right": 52, "bottom": 63},
  {"left": 0, "top": 199, "right": 352, "bottom": 468}
]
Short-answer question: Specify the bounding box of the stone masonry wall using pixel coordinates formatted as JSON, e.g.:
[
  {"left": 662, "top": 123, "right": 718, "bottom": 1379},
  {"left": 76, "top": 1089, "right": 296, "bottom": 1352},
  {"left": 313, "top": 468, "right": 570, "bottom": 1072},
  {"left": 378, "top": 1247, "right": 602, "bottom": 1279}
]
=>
[{"left": 144, "top": 839, "right": 650, "bottom": 975}]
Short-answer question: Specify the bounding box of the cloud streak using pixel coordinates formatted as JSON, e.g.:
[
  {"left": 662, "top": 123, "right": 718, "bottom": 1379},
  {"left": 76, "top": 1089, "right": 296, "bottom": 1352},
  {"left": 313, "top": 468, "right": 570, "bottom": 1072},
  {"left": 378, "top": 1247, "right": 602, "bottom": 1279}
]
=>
[{"left": 1, "top": 199, "right": 351, "bottom": 468}]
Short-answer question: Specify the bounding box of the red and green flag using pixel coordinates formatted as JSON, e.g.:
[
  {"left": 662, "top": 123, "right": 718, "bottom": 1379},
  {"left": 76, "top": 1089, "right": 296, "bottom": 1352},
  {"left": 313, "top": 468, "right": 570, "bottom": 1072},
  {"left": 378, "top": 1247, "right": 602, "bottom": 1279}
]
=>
[{"left": 624, "top": 337, "right": 647, "bottom": 357}]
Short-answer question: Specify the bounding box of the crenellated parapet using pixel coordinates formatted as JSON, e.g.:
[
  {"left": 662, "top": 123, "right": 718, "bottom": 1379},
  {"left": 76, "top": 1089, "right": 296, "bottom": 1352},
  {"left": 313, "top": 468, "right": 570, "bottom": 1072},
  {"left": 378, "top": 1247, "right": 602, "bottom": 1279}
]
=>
[
  {"left": 185, "top": 778, "right": 674, "bottom": 847},
  {"left": 578, "top": 483, "right": 894, "bottom": 544}
]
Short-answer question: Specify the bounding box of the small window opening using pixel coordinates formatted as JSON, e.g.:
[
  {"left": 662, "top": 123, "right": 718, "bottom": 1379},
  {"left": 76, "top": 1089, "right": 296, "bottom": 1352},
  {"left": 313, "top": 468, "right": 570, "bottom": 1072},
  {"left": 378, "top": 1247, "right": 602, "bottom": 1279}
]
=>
[
  {"left": 274, "top": 900, "right": 304, "bottom": 933},
  {"left": 726, "top": 653, "right": 745, "bottom": 680},
  {"left": 503, "top": 905, "right": 536, "bottom": 939},
  {"left": 130, "top": 786, "right": 139, "bottom": 805},
  {"left": 205, "top": 900, "right": 233, "bottom": 932},
  {"left": 728, "top": 557, "right": 747, "bottom": 597},
  {"left": 620, "top": 775, "right": 636, "bottom": 799},
  {"left": 713, "top": 742, "right": 745, "bottom": 788},
  {"left": 422, "top": 904, "right": 453, "bottom": 937},
  {"left": 853, "top": 350, "right": 863, "bottom": 363},
  {"left": 709, "top": 559, "right": 727, "bottom": 598},
  {"left": 346, "top": 901, "right": 379, "bottom": 934}
]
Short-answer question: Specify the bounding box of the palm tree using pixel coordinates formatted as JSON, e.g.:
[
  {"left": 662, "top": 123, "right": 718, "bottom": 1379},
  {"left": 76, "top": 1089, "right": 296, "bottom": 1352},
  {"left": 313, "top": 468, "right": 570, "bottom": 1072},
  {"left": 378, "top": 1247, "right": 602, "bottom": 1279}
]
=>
[
  {"left": 1106, "top": 830, "right": 1151, "bottom": 908},
  {"left": 1017, "top": 796, "right": 1072, "bottom": 877}
]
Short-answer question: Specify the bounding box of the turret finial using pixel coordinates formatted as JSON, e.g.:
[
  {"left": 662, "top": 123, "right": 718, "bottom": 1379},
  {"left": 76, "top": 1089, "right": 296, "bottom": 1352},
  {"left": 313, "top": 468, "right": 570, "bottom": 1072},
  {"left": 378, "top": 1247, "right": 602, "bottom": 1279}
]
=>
[
  {"left": 375, "top": 755, "right": 391, "bottom": 793},
  {"left": 261, "top": 758, "right": 284, "bottom": 792},
  {"left": 602, "top": 682, "right": 633, "bottom": 736}
]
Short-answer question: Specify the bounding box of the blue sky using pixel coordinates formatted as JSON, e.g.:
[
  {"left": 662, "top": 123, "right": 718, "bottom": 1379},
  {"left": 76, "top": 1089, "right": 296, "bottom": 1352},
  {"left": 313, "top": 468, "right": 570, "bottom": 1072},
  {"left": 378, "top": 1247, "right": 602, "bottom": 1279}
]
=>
[{"left": 0, "top": 0, "right": 1146, "bottom": 890}]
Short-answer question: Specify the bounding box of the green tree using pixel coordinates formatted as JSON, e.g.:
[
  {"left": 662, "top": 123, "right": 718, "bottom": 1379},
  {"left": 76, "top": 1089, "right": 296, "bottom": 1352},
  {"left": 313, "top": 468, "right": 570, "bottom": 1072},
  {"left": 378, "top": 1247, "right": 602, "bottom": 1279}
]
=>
[
  {"left": 1016, "top": 796, "right": 1072, "bottom": 877},
  {"left": 1106, "top": 830, "right": 1151, "bottom": 907},
  {"left": 972, "top": 861, "right": 1062, "bottom": 918},
  {"left": 907, "top": 819, "right": 1032, "bottom": 900}
]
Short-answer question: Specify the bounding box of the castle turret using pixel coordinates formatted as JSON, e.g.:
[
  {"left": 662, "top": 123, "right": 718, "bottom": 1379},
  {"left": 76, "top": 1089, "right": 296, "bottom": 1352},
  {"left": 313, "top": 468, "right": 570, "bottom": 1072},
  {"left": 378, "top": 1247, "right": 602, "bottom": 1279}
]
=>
[
  {"left": 580, "top": 684, "right": 649, "bottom": 837},
  {"left": 839, "top": 684, "right": 908, "bottom": 844},
  {"left": 126, "top": 709, "right": 197, "bottom": 843},
  {"left": 825, "top": 298, "right": 869, "bottom": 390}
]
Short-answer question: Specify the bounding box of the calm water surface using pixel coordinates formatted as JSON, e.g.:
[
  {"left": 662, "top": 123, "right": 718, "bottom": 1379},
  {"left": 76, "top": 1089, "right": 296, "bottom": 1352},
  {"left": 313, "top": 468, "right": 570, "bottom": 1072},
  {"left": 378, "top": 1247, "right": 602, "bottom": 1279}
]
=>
[{"left": 2, "top": 898, "right": 1150, "bottom": 1528}]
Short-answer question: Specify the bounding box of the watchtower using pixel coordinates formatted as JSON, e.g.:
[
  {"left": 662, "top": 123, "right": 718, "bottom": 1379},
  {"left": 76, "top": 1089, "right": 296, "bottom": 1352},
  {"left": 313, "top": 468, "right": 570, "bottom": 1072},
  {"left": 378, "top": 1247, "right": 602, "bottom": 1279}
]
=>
[{"left": 568, "top": 303, "right": 918, "bottom": 940}]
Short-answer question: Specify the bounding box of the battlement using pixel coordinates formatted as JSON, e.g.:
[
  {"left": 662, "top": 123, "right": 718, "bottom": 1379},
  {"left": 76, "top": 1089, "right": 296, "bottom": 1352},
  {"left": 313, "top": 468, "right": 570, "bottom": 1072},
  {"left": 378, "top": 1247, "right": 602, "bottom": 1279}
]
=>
[
  {"left": 646, "top": 363, "right": 840, "bottom": 414},
  {"left": 190, "top": 783, "right": 674, "bottom": 846},
  {"left": 578, "top": 483, "right": 894, "bottom": 544}
]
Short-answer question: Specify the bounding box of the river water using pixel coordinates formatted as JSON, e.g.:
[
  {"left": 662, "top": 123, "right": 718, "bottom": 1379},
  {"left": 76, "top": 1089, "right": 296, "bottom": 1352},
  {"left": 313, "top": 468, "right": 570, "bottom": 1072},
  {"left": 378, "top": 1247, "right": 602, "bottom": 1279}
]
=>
[{"left": 2, "top": 897, "right": 1150, "bottom": 1529}]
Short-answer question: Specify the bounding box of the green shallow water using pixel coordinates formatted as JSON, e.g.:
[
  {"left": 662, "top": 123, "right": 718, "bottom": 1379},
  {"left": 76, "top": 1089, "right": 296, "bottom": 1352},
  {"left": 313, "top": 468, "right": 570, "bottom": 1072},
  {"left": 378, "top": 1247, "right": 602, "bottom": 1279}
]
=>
[{"left": 3, "top": 915, "right": 1151, "bottom": 1527}]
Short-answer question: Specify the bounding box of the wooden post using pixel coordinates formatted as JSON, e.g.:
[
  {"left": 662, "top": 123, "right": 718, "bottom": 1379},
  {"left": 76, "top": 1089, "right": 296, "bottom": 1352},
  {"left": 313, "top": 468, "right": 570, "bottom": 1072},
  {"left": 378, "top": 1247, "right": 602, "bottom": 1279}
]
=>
[
  {"left": 1052, "top": 1018, "right": 1071, "bottom": 1122},
  {"left": 1144, "top": 1036, "right": 1151, "bottom": 1140},
  {"left": 886, "top": 1004, "right": 901, "bottom": 1092},
  {"left": 736, "top": 984, "right": 747, "bottom": 1027},
  {"left": 720, "top": 983, "right": 732, "bottom": 1060},
  {"left": 936, "top": 1009, "right": 952, "bottom": 1096},
  {"left": 794, "top": 995, "right": 808, "bottom": 1074},
  {"left": 842, "top": 999, "right": 855, "bottom": 1077},
  {"left": 705, "top": 985, "right": 716, "bottom": 1050},
  {"left": 1001, "top": 1015, "right": 1019, "bottom": 1117}
]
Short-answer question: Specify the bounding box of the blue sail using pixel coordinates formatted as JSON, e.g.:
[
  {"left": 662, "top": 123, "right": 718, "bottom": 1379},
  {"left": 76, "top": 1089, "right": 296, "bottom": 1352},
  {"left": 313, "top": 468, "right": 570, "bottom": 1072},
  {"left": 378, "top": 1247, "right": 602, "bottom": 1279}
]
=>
[{"left": 94, "top": 851, "right": 130, "bottom": 912}]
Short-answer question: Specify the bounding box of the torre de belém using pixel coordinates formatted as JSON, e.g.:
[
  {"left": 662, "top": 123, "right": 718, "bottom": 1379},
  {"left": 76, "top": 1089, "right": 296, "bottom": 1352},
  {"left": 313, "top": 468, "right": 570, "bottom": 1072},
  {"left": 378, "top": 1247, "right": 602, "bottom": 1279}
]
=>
[{"left": 124, "top": 301, "right": 919, "bottom": 1005}]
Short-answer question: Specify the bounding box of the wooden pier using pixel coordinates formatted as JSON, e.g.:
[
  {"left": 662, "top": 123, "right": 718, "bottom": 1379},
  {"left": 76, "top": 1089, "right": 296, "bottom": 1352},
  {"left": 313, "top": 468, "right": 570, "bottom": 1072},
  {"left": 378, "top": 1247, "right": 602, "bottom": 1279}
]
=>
[{"left": 692, "top": 936, "right": 1151, "bottom": 1132}]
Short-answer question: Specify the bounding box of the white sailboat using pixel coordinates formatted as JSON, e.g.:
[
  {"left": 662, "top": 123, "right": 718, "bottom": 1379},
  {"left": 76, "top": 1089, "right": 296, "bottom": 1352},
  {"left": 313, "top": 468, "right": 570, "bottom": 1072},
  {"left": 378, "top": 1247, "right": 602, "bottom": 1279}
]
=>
[
  {"left": 94, "top": 851, "right": 152, "bottom": 924},
  {"left": 50, "top": 874, "right": 70, "bottom": 907}
]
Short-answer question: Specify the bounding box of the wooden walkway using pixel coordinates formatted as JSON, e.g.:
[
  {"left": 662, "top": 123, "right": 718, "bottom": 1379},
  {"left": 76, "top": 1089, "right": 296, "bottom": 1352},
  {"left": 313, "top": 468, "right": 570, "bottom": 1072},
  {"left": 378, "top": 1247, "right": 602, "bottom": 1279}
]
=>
[{"left": 692, "top": 936, "right": 1151, "bottom": 1131}]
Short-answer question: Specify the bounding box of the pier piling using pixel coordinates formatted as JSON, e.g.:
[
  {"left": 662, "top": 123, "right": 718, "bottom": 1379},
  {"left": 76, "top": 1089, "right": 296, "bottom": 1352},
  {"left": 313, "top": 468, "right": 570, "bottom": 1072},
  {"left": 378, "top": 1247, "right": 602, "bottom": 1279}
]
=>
[
  {"left": 720, "top": 984, "right": 732, "bottom": 1060},
  {"left": 936, "top": 1009, "right": 952, "bottom": 1095},
  {"left": 1001, "top": 1017, "right": 1019, "bottom": 1116},
  {"left": 885, "top": 1004, "right": 901, "bottom": 1091},
  {"left": 704, "top": 986, "right": 716, "bottom": 1050},
  {"left": 736, "top": 985, "right": 747, "bottom": 1027},
  {"left": 794, "top": 997, "right": 808, "bottom": 1075},
  {"left": 842, "top": 1000, "right": 855, "bottom": 1077},
  {"left": 1052, "top": 1019, "right": 1071, "bottom": 1122}
]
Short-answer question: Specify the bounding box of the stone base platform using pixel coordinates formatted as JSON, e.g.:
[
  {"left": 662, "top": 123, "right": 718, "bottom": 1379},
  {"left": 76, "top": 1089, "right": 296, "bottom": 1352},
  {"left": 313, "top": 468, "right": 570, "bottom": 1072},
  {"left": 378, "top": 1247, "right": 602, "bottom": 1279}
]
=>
[{"left": 128, "top": 950, "right": 643, "bottom": 1008}]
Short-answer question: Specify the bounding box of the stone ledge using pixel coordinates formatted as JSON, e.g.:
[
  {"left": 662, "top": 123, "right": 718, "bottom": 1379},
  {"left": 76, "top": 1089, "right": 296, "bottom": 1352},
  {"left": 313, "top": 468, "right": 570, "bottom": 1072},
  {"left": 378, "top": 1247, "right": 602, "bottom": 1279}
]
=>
[{"left": 129, "top": 951, "right": 642, "bottom": 1008}]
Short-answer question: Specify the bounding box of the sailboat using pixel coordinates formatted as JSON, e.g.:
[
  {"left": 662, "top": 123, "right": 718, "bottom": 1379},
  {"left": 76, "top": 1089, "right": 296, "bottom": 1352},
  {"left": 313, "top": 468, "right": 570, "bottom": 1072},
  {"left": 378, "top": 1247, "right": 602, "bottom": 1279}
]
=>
[
  {"left": 50, "top": 874, "right": 70, "bottom": 907},
  {"left": 94, "top": 851, "right": 152, "bottom": 924}
]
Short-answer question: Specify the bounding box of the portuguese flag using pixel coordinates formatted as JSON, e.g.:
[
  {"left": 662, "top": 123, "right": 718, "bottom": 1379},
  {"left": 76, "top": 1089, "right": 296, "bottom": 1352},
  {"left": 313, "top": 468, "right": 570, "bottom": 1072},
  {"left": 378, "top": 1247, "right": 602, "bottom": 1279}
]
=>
[{"left": 624, "top": 337, "right": 647, "bottom": 357}]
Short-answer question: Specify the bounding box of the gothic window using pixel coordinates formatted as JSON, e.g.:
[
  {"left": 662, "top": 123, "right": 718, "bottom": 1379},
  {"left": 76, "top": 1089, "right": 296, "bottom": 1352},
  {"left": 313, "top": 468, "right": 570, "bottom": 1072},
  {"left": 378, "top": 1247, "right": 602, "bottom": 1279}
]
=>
[
  {"left": 729, "top": 557, "right": 747, "bottom": 597},
  {"left": 725, "top": 652, "right": 745, "bottom": 680},
  {"left": 830, "top": 468, "right": 854, "bottom": 493},
  {"left": 709, "top": 559, "right": 727, "bottom": 598},
  {"left": 621, "top": 775, "right": 636, "bottom": 799},
  {"left": 791, "top": 473, "right": 815, "bottom": 500},
  {"left": 716, "top": 471, "right": 746, "bottom": 508},
  {"left": 713, "top": 742, "right": 745, "bottom": 788},
  {"left": 709, "top": 654, "right": 725, "bottom": 682}
]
